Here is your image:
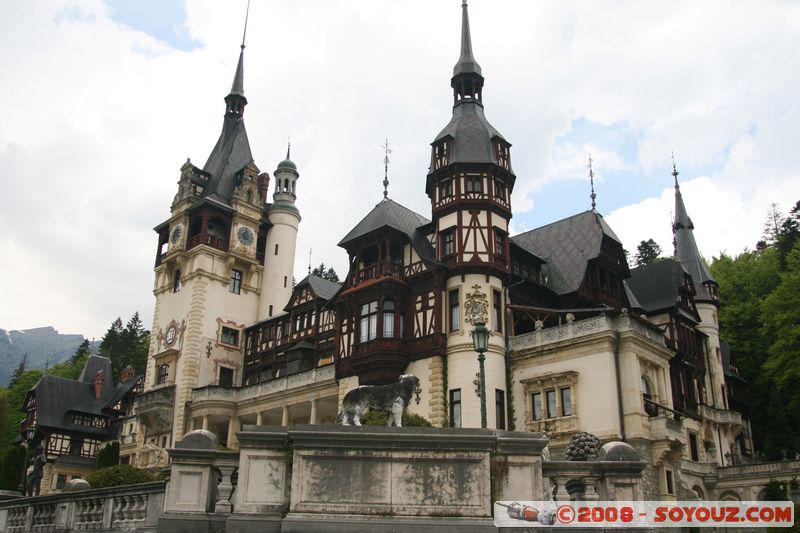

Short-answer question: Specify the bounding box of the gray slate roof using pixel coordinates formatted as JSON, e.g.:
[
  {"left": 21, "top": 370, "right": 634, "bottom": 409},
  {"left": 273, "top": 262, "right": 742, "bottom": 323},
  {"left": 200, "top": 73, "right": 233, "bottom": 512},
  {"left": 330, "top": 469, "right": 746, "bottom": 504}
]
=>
[
  {"left": 202, "top": 117, "right": 253, "bottom": 205},
  {"left": 673, "top": 183, "right": 716, "bottom": 300},
  {"left": 511, "top": 210, "right": 622, "bottom": 295},
  {"left": 338, "top": 199, "right": 437, "bottom": 262},
  {"left": 27, "top": 355, "right": 139, "bottom": 437},
  {"left": 295, "top": 274, "right": 342, "bottom": 301},
  {"left": 431, "top": 103, "right": 507, "bottom": 169},
  {"left": 627, "top": 259, "right": 691, "bottom": 313}
]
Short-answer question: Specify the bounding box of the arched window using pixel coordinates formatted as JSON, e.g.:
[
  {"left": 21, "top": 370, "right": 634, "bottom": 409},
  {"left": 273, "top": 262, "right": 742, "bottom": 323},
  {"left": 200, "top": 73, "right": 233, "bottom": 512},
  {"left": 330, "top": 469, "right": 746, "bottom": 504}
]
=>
[
  {"left": 157, "top": 364, "right": 169, "bottom": 385},
  {"left": 382, "top": 300, "right": 395, "bottom": 338}
]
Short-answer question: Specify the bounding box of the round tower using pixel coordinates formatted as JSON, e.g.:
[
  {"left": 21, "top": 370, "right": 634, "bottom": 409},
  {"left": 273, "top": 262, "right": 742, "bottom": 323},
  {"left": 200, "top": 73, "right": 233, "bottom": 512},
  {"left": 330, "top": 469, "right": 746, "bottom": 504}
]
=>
[{"left": 258, "top": 151, "right": 301, "bottom": 320}]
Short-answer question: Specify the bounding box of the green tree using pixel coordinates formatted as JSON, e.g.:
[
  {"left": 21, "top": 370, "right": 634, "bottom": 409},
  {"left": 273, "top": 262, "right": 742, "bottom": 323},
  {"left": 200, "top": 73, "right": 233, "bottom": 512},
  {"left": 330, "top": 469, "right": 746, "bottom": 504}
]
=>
[
  {"left": 0, "top": 369, "right": 44, "bottom": 449},
  {"left": 760, "top": 242, "right": 800, "bottom": 457},
  {"left": 70, "top": 339, "right": 91, "bottom": 365},
  {"left": 8, "top": 354, "right": 28, "bottom": 389},
  {"left": 634, "top": 239, "right": 663, "bottom": 267},
  {"left": 310, "top": 262, "right": 340, "bottom": 283},
  {"left": 97, "top": 441, "right": 120, "bottom": 469},
  {"left": 99, "top": 314, "right": 148, "bottom": 383}
]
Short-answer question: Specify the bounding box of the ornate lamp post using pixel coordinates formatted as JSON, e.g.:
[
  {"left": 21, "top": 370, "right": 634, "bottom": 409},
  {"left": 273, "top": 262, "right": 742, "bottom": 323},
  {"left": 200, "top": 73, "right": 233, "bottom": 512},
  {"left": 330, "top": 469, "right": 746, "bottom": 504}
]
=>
[{"left": 471, "top": 321, "right": 490, "bottom": 429}]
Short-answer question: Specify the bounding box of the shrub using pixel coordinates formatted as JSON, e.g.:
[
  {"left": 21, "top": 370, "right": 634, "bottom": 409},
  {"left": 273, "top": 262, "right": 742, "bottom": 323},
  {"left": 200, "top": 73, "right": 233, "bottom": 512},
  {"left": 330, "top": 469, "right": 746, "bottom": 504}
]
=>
[
  {"left": 362, "top": 411, "right": 432, "bottom": 427},
  {"left": 96, "top": 441, "right": 120, "bottom": 469},
  {"left": 85, "top": 465, "right": 155, "bottom": 489},
  {"left": 0, "top": 446, "right": 27, "bottom": 491}
]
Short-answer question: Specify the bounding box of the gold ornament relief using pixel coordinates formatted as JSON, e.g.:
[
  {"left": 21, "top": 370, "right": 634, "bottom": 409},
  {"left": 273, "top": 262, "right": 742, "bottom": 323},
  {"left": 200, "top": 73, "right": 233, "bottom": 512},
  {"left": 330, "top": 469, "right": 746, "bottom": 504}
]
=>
[{"left": 464, "top": 284, "right": 488, "bottom": 325}]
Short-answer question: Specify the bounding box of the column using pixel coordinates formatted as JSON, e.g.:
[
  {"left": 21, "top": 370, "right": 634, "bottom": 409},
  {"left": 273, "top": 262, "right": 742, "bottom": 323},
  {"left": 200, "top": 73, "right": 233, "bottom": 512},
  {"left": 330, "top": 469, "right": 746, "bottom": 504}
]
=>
[
  {"left": 282, "top": 406, "right": 290, "bottom": 426},
  {"left": 310, "top": 399, "right": 318, "bottom": 424},
  {"left": 202, "top": 415, "right": 209, "bottom": 430},
  {"left": 227, "top": 416, "right": 240, "bottom": 449},
  {"left": 256, "top": 411, "right": 263, "bottom": 426}
]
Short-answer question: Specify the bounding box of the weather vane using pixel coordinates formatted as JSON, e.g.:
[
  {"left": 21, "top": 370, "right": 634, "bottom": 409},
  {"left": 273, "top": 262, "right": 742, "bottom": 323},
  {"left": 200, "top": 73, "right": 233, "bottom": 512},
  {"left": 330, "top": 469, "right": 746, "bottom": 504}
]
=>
[
  {"left": 588, "top": 154, "right": 597, "bottom": 211},
  {"left": 381, "top": 138, "right": 392, "bottom": 199}
]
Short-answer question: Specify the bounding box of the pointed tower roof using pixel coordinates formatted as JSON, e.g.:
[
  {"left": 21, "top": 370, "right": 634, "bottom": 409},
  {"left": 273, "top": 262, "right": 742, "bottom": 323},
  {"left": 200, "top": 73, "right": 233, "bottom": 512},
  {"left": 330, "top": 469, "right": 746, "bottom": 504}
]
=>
[
  {"left": 453, "top": 1, "right": 482, "bottom": 77},
  {"left": 672, "top": 159, "right": 716, "bottom": 300},
  {"left": 201, "top": 44, "right": 254, "bottom": 206},
  {"left": 429, "top": 1, "right": 512, "bottom": 177},
  {"left": 229, "top": 45, "right": 245, "bottom": 97}
]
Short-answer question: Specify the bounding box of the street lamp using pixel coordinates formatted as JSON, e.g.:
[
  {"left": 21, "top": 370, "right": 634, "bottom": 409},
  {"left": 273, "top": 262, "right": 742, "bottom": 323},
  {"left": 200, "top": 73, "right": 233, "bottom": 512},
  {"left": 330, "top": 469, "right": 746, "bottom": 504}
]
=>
[{"left": 471, "top": 321, "right": 490, "bottom": 429}]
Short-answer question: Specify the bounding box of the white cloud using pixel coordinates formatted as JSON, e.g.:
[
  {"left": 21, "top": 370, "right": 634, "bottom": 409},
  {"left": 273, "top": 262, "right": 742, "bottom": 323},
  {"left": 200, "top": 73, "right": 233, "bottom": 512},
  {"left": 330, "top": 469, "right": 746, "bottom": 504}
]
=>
[{"left": 1, "top": 1, "right": 798, "bottom": 337}]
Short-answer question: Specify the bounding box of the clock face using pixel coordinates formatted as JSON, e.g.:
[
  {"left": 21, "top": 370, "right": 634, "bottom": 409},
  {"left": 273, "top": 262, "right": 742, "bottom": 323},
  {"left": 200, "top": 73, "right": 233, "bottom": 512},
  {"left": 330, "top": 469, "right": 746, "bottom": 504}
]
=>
[
  {"left": 165, "top": 326, "right": 177, "bottom": 346},
  {"left": 237, "top": 226, "right": 254, "bottom": 246},
  {"left": 170, "top": 225, "right": 182, "bottom": 245}
]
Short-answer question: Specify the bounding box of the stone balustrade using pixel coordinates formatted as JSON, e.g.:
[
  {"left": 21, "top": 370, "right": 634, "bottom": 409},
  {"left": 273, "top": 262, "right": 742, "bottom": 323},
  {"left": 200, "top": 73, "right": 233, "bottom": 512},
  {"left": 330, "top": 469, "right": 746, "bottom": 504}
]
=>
[
  {"left": 191, "top": 364, "right": 335, "bottom": 404},
  {"left": 698, "top": 404, "right": 744, "bottom": 427},
  {"left": 510, "top": 312, "right": 665, "bottom": 352},
  {"left": 718, "top": 459, "right": 800, "bottom": 479},
  {"left": 0, "top": 481, "right": 165, "bottom": 533}
]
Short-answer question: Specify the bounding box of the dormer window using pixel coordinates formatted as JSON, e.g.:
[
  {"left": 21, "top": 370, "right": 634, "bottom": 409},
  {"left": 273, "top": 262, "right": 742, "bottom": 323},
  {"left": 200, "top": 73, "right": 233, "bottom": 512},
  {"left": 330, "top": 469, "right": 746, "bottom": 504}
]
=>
[
  {"left": 433, "top": 141, "right": 450, "bottom": 170},
  {"left": 495, "top": 141, "right": 511, "bottom": 170}
]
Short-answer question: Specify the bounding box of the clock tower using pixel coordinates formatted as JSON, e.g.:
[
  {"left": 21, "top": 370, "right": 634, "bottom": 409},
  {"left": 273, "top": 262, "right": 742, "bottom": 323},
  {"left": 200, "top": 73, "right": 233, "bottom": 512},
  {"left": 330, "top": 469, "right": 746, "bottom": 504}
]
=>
[{"left": 136, "top": 43, "right": 300, "bottom": 457}]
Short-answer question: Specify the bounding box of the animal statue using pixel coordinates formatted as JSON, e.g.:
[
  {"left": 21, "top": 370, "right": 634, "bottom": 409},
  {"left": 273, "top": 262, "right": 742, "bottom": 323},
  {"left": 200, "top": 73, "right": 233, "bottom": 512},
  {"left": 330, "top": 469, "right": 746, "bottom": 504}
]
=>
[{"left": 337, "top": 374, "right": 420, "bottom": 427}]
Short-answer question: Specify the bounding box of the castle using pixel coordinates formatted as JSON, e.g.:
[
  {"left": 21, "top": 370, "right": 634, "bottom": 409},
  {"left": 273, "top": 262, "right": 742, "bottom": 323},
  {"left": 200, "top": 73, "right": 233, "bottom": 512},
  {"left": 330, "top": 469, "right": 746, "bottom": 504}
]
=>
[{"left": 121, "top": 2, "right": 791, "bottom": 503}]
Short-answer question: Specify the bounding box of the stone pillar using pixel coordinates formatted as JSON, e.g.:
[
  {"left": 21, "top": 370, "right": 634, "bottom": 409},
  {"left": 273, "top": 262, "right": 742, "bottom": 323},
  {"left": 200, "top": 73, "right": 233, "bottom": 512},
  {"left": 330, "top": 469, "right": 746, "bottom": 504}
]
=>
[
  {"left": 256, "top": 412, "right": 263, "bottom": 426},
  {"left": 202, "top": 415, "right": 209, "bottom": 430},
  {"left": 227, "top": 417, "right": 240, "bottom": 449},
  {"left": 309, "top": 400, "right": 318, "bottom": 424},
  {"left": 281, "top": 406, "right": 290, "bottom": 427}
]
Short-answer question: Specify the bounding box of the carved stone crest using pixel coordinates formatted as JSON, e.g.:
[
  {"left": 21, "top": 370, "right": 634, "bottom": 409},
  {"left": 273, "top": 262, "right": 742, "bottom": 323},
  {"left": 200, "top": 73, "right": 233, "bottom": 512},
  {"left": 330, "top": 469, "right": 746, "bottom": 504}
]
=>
[{"left": 464, "top": 284, "right": 488, "bottom": 325}]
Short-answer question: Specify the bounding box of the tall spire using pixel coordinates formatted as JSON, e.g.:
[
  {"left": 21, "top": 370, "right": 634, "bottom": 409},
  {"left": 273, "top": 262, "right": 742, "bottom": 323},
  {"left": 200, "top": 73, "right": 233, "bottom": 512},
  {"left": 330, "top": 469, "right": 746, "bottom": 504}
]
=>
[
  {"left": 450, "top": 0, "right": 484, "bottom": 106},
  {"left": 671, "top": 154, "right": 717, "bottom": 300},
  {"left": 453, "top": 1, "right": 482, "bottom": 77},
  {"left": 226, "top": 1, "right": 250, "bottom": 110},
  {"left": 588, "top": 154, "right": 597, "bottom": 211},
  {"left": 201, "top": 4, "right": 254, "bottom": 204}
]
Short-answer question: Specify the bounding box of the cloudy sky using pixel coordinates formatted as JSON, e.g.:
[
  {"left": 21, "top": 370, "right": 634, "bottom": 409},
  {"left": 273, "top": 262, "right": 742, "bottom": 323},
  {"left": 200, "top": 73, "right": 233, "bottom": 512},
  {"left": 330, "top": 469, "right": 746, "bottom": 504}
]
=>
[{"left": 1, "top": 0, "right": 798, "bottom": 340}]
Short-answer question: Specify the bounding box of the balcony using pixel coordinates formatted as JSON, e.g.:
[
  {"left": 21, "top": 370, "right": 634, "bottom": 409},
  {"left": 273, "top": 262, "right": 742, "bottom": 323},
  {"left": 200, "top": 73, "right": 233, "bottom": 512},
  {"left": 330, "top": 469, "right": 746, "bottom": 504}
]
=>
[
  {"left": 186, "top": 233, "right": 228, "bottom": 252},
  {"left": 192, "top": 365, "right": 335, "bottom": 404},
  {"left": 698, "top": 405, "right": 743, "bottom": 428},
  {"left": 350, "top": 338, "right": 407, "bottom": 384},
  {"left": 134, "top": 385, "right": 175, "bottom": 434},
  {"left": 355, "top": 262, "right": 403, "bottom": 284}
]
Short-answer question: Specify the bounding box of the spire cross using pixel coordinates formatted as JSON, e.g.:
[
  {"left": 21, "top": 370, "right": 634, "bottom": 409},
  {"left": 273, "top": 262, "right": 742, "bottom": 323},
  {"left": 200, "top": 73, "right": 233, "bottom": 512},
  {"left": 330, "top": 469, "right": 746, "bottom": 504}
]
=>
[
  {"left": 588, "top": 154, "right": 597, "bottom": 210},
  {"left": 671, "top": 151, "right": 680, "bottom": 187},
  {"left": 381, "top": 139, "right": 392, "bottom": 199},
  {"left": 241, "top": 0, "right": 251, "bottom": 49}
]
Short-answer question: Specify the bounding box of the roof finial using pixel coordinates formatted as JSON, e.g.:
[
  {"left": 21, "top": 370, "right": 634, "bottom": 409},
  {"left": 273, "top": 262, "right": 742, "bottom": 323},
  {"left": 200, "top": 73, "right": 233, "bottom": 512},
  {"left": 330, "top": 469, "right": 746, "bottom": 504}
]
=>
[
  {"left": 287, "top": 137, "right": 291, "bottom": 160},
  {"left": 308, "top": 247, "right": 312, "bottom": 275},
  {"left": 381, "top": 138, "right": 392, "bottom": 199},
  {"left": 241, "top": 0, "right": 251, "bottom": 50},
  {"left": 588, "top": 154, "right": 597, "bottom": 211},
  {"left": 672, "top": 151, "right": 680, "bottom": 187}
]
